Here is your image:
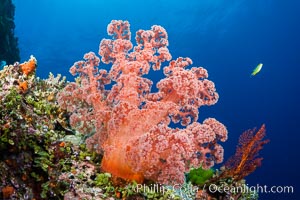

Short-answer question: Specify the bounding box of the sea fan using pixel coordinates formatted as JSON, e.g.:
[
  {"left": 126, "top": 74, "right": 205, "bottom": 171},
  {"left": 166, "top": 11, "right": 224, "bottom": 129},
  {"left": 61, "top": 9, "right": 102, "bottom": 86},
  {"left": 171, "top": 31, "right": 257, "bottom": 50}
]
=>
[{"left": 222, "top": 124, "right": 269, "bottom": 180}]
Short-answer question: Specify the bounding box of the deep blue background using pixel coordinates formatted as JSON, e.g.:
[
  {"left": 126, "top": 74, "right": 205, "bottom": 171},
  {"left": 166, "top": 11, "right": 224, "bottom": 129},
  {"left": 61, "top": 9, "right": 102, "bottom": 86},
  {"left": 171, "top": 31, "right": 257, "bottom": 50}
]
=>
[{"left": 13, "top": 0, "right": 300, "bottom": 199}]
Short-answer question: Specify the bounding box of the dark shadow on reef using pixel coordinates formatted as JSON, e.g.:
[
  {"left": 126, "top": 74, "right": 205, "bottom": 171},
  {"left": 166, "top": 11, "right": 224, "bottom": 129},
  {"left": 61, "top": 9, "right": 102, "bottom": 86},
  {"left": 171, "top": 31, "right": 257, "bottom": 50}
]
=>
[{"left": 0, "top": 0, "right": 20, "bottom": 65}]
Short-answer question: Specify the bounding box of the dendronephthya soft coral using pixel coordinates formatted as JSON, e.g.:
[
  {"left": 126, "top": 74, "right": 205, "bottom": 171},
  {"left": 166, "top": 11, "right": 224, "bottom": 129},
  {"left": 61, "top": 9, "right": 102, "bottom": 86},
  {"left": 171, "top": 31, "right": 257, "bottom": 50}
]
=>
[{"left": 57, "top": 20, "right": 228, "bottom": 184}]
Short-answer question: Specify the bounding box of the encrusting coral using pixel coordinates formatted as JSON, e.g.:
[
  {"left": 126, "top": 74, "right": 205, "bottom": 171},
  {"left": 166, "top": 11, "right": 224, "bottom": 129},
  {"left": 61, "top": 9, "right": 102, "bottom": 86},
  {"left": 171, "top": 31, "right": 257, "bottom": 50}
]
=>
[
  {"left": 0, "top": 57, "right": 72, "bottom": 199},
  {"left": 19, "top": 55, "right": 37, "bottom": 76}
]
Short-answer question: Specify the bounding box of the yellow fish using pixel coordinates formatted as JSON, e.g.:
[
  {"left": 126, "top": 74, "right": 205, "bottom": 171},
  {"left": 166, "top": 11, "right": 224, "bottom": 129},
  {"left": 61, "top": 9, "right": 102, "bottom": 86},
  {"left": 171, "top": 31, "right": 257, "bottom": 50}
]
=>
[{"left": 250, "top": 63, "right": 263, "bottom": 77}]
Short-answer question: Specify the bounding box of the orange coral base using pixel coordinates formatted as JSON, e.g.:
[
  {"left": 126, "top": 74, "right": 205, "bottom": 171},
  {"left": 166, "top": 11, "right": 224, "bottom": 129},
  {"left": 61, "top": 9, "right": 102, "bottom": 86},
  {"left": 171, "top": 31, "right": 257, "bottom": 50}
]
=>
[{"left": 101, "top": 149, "right": 144, "bottom": 183}]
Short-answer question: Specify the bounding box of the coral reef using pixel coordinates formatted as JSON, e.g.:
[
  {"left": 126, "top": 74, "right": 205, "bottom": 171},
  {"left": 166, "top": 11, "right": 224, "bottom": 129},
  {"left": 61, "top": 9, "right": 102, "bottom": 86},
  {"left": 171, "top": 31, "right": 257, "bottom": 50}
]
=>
[
  {"left": 0, "top": 56, "right": 186, "bottom": 199},
  {"left": 0, "top": 20, "right": 268, "bottom": 200},
  {"left": 0, "top": 57, "right": 71, "bottom": 199},
  {"left": 57, "top": 20, "right": 228, "bottom": 185},
  {"left": 0, "top": 0, "right": 20, "bottom": 64}
]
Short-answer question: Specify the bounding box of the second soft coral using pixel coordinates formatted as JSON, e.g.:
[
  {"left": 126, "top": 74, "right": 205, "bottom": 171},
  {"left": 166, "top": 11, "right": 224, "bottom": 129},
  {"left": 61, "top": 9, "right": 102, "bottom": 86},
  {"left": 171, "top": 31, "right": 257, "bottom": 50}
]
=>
[{"left": 221, "top": 124, "right": 269, "bottom": 181}]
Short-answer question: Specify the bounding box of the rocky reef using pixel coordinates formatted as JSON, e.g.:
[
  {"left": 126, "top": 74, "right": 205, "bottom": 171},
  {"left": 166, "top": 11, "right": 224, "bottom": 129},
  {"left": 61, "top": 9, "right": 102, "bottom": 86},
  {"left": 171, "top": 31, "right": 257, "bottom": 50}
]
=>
[{"left": 0, "top": 0, "right": 20, "bottom": 65}]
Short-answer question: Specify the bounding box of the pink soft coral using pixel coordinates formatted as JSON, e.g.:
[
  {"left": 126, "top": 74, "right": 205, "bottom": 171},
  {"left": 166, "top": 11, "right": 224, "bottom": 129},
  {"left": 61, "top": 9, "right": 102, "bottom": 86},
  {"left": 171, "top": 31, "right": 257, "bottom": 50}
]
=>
[{"left": 57, "top": 20, "right": 227, "bottom": 184}]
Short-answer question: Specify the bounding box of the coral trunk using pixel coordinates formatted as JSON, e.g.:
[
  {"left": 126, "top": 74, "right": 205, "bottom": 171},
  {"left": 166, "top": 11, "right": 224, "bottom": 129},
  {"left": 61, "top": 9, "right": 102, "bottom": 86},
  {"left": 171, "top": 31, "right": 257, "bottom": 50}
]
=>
[{"left": 101, "top": 143, "right": 144, "bottom": 183}]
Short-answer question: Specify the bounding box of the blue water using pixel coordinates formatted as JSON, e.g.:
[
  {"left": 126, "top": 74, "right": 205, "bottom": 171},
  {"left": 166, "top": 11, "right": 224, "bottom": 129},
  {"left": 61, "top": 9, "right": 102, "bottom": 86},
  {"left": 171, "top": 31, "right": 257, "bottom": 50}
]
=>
[
  {"left": 13, "top": 0, "right": 300, "bottom": 199},
  {"left": 0, "top": 61, "right": 6, "bottom": 69}
]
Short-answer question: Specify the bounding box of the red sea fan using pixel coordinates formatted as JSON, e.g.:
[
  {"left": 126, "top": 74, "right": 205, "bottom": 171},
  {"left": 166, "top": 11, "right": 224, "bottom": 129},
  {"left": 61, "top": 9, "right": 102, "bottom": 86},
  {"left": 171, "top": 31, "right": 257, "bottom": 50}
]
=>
[{"left": 223, "top": 124, "right": 269, "bottom": 180}]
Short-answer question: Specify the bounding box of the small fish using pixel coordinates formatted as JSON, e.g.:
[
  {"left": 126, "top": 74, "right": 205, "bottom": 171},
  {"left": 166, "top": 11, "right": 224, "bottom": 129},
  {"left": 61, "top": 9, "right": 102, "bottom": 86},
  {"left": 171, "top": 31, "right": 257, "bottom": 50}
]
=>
[
  {"left": 250, "top": 63, "right": 263, "bottom": 77},
  {"left": 0, "top": 60, "right": 6, "bottom": 68}
]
